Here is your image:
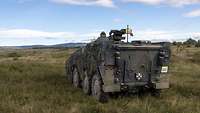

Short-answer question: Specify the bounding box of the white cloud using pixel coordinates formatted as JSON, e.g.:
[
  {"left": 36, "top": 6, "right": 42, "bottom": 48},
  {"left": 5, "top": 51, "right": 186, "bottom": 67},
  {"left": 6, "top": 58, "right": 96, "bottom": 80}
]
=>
[
  {"left": 50, "top": 0, "right": 115, "bottom": 8},
  {"left": 193, "top": 32, "right": 200, "bottom": 36},
  {"left": 191, "top": 32, "right": 200, "bottom": 39},
  {"left": 0, "top": 28, "right": 199, "bottom": 46},
  {"left": 0, "top": 28, "right": 101, "bottom": 46},
  {"left": 133, "top": 30, "right": 176, "bottom": 42},
  {"left": 0, "top": 29, "right": 76, "bottom": 38},
  {"left": 185, "top": 9, "right": 200, "bottom": 17},
  {"left": 168, "top": 0, "right": 200, "bottom": 7},
  {"left": 80, "top": 32, "right": 99, "bottom": 38},
  {"left": 133, "top": 29, "right": 200, "bottom": 42},
  {"left": 123, "top": 0, "right": 200, "bottom": 7},
  {"left": 124, "top": 0, "right": 163, "bottom": 5}
]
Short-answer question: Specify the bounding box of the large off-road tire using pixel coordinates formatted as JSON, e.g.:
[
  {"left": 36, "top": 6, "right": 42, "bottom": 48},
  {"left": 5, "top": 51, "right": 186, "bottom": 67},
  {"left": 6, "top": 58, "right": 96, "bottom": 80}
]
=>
[
  {"left": 72, "top": 68, "right": 81, "bottom": 88},
  {"left": 91, "top": 73, "right": 108, "bottom": 103},
  {"left": 82, "top": 73, "right": 91, "bottom": 95},
  {"left": 65, "top": 62, "right": 72, "bottom": 83}
]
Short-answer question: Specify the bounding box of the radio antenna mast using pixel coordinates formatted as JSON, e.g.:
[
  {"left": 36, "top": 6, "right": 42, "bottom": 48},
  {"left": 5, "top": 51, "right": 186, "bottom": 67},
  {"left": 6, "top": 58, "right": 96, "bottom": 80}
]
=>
[{"left": 127, "top": 25, "right": 129, "bottom": 43}]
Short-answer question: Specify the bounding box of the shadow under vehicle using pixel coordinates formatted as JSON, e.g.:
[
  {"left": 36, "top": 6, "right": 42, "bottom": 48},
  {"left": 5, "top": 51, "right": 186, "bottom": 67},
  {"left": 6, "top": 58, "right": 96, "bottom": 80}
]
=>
[{"left": 65, "top": 28, "right": 171, "bottom": 102}]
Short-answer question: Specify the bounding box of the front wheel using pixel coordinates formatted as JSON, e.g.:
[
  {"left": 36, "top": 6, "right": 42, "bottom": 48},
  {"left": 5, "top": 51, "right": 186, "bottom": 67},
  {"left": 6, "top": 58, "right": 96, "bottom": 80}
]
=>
[
  {"left": 91, "top": 73, "right": 108, "bottom": 103},
  {"left": 72, "top": 68, "right": 80, "bottom": 88},
  {"left": 82, "top": 73, "right": 91, "bottom": 95}
]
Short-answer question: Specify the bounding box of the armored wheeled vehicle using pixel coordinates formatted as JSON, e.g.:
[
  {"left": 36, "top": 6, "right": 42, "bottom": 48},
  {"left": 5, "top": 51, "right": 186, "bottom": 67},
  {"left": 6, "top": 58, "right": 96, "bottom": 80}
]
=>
[{"left": 65, "top": 28, "right": 171, "bottom": 102}]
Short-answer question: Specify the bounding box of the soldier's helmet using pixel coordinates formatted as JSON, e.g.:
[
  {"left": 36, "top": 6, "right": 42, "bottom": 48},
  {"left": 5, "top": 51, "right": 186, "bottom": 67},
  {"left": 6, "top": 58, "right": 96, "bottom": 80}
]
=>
[{"left": 100, "top": 32, "right": 106, "bottom": 38}]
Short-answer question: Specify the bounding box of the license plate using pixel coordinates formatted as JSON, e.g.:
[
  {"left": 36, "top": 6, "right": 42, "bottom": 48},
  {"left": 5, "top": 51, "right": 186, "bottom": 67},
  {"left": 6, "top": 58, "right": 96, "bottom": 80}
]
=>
[{"left": 161, "top": 66, "right": 168, "bottom": 73}]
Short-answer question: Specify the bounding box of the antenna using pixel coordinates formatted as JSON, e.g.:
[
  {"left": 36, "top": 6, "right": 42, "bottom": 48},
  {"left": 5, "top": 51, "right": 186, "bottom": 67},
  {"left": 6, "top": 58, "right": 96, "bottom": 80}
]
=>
[{"left": 127, "top": 25, "right": 129, "bottom": 43}]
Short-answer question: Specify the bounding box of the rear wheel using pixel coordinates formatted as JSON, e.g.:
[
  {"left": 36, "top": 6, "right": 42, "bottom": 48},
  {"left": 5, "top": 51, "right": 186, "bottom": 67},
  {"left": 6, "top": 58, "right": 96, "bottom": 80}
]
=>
[
  {"left": 82, "top": 72, "right": 91, "bottom": 95},
  {"left": 91, "top": 73, "right": 108, "bottom": 103},
  {"left": 72, "top": 68, "right": 80, "bottom": 88}
]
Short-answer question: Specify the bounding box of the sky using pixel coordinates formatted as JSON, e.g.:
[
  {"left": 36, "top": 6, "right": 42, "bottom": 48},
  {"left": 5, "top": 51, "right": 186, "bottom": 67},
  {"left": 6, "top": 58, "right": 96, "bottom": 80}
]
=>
[{"left": 0, "top": 0, "right": 200, "bottom": 46}]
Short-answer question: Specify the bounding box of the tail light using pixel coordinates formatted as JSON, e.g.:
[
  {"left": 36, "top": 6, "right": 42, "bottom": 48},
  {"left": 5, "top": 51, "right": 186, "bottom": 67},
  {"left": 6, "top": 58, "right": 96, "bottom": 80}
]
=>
[{"left": 159, "top": 49, "right": 170, "bottom": 65}]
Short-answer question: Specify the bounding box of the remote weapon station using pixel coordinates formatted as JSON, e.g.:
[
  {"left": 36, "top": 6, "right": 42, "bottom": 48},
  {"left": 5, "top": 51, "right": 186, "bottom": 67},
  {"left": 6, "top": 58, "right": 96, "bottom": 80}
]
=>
[{"left": 65, "top": 27, "right": 171, "bottom": 102}]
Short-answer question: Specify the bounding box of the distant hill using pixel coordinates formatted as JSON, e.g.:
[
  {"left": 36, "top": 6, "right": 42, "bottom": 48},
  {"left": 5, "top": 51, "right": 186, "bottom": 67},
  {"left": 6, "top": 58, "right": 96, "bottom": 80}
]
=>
[
  {"left": 50, "top": 43, "right": 87, "bottom": 48},
  {"left": 0, "top": 43, "right": 87, "bottom": 49}
]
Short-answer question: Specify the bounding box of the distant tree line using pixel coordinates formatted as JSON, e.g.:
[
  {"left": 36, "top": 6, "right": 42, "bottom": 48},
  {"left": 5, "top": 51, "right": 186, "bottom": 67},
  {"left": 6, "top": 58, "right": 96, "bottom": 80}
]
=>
[{"left": 172, "top": 38, "right": 200, "bottom": 48}]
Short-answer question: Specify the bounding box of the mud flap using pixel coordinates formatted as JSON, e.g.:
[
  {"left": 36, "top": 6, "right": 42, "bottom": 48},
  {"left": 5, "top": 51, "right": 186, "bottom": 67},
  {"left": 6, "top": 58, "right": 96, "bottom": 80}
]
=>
[
  {"left": 154, "top": 82, "right": 169, "bottom": 89},
  {"left": 103, "top": 84, "right": 120, "bottom": 92},
  {"left": 154, "top": 74, "right": 169, "bottom": 89}
]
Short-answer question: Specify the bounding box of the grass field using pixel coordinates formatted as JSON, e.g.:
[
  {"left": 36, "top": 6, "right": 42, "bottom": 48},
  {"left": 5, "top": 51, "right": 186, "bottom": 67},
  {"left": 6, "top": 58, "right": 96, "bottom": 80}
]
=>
[{"left": 0, "top": 47, "right": 200, "bottom": 113}]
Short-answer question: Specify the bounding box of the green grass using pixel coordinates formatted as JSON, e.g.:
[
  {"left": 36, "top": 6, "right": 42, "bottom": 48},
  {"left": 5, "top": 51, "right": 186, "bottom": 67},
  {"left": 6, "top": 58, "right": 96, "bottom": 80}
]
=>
[{"left": 0, "top": 47, "right": 200, "bottom": 113}]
